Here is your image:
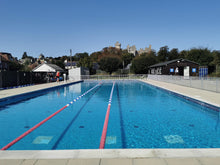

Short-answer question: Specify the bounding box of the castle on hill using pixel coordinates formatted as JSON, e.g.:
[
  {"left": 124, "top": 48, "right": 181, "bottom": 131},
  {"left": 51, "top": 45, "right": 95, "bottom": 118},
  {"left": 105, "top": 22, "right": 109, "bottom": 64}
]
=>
[{"left": 112, "top": 41, "right": 152, "bottom": 56}]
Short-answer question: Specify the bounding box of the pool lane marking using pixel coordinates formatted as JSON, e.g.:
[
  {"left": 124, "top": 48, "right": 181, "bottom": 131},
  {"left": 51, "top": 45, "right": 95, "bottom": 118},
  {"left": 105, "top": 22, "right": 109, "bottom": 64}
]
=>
[
  {"left": 1, "top": 83, "right": 102, "bottom": 150},
  {"left": 116, "top": 83, "right": 126, "bottom": 148},
  {"left": 51, "top": 84, "right": 103, "bottom": 149},
  {"left": 99, "top": 81, "right": 115, "bottom": 149}
]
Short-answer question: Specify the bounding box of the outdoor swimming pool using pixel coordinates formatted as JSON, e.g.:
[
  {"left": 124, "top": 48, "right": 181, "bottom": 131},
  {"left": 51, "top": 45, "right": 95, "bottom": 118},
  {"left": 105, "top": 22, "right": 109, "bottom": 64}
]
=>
[{"left": 0, "top": 80, "right": 220, "bottom": 150}]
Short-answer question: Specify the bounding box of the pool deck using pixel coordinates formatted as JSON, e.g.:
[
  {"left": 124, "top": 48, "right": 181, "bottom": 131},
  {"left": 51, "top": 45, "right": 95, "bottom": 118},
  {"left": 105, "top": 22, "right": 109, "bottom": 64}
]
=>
[
  {"left": 142, "top": 79, "right": 220, "bottom": 107},
  {"left": 0, "top": 79, "right": 220, "bottom": 165}
]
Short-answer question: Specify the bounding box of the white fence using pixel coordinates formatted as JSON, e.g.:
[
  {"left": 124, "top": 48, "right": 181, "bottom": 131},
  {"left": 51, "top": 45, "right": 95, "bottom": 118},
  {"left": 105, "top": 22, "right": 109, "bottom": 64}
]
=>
[{"left": 148, "top": 75, "right": 220, "bottom": 93}]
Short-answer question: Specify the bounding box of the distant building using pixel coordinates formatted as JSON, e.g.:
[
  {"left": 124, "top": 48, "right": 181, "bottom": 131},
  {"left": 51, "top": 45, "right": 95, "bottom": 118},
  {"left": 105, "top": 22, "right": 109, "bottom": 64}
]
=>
[
  {"left": 115, "top": 41, "right": 121, "bottom": 49},
  {"left": 0, "top": 52, "right": 15, "bottom": 62},
  {"left": 148, "top": 58, "right": 199, "bottom": 76},
  {"left": 110, "top": 42, "right": 152, "bottom": 56},
  {"left": 19, "top": 57, "right": 36, "bottom": 65},
  {"left": 0, "top": 52, "right": 17, "bottom": 71},
  {"left": 39, "top": 54, "right": 45, "bottom": 60},
  {"left": 127, "top": 45, "right": 137, "bottom": 56},
  {"left": 37, "top": 54, "right": 46, "bottom": 64},
  {"left": 64, "top": 60, "right": 78, "bottom": 69},
  {"left": 127, "top": 44, "right": 151, "bottom": 56},
  {"left": 138, "top": 45, "right": 151, "bottom": 55}
]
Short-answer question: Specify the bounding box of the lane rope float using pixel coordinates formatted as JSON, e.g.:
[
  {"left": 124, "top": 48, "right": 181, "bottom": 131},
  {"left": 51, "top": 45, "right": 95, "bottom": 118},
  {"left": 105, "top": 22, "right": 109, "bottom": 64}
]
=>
[
  {"left": 1, "top": 82, "right": 101, "bottom": 150},
  {"left": 99, "top": 81, "right": 115, "bottom": 149},
  {"left": 51, "top": 84, "right": 103, "bottom": 149}
]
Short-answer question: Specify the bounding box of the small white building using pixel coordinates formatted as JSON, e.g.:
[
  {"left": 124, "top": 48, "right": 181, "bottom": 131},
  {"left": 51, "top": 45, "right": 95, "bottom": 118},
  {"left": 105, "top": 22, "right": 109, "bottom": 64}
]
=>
[
  {"left": 32, "top": 63, "right": 64, "bottom": 73},
  {"left": 68, "top": 67, "right": 89, "bottom": 81}
]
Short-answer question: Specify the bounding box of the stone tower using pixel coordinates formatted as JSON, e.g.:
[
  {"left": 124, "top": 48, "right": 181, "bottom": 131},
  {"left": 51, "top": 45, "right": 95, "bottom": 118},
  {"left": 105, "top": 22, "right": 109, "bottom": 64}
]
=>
[{"left": 115, "top": 41, "right": 121, "bottom": 49}]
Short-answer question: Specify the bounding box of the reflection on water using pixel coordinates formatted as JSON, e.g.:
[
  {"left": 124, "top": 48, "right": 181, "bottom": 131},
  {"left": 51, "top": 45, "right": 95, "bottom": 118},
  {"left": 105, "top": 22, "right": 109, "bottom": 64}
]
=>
[{"left": 69, "top": 83, "right": 81, "bottom": 93}]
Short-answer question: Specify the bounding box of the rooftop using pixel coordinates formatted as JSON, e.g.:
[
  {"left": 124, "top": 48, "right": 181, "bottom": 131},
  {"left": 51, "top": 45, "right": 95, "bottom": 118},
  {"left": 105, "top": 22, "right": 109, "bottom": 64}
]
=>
[{"left": 149, "top": 58, "right": 199, "bottom": 68}]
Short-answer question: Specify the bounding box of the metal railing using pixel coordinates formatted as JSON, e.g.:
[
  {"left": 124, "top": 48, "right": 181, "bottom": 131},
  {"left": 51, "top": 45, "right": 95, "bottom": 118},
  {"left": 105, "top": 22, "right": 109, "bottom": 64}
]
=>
[
  {"left": 80, "top": 74, "right": 148, "bottom": 80},
  {"left": 147, "top": 75, "right": 220, "bottom": 93}
]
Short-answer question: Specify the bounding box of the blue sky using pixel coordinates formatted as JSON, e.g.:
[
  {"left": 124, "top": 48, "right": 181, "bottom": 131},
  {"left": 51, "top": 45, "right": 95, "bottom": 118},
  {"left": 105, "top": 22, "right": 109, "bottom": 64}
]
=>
[{"left": 0, "top": 0, "right": 219, "bottom": 59}]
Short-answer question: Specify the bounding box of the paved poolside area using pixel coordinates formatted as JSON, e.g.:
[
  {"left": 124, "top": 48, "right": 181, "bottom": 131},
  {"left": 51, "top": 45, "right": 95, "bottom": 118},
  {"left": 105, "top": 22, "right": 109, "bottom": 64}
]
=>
[
  {"left": 0, "top": 79, "right": 220, "bottom": 165},
  {"left": 1, "top": 149, "right": 220, "bottom": 165},
  {"left": 142, "top": 79, "right": 220, "bottom": 107}
]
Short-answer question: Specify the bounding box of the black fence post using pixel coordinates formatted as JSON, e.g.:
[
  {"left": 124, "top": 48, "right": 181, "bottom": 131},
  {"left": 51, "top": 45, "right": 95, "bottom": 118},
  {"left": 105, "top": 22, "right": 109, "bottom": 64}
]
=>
[
  {"left": 30, "top": 71, "right": 32, "bottom": 84},
  {"left": 0, "top": 71, "right": 2, "bottom": 88},
  {"left": 17, "top": 71, "right": 19, "bottom": 87}
]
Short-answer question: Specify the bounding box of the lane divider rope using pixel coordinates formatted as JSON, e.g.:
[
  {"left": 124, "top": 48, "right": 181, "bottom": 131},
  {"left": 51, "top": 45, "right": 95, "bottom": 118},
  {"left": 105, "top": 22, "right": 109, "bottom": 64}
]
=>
[
  {"left": 99, "top": 81, "right": 115, "bottom": 149},
  {"left": 1, "top": 82, "right": 101, "bottom": 150}
]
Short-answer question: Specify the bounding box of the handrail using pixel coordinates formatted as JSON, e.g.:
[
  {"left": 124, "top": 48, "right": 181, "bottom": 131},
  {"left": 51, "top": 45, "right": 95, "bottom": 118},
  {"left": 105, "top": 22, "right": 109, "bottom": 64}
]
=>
[{"left": 1, "top": 83, "right": 101, "bottom": 150}]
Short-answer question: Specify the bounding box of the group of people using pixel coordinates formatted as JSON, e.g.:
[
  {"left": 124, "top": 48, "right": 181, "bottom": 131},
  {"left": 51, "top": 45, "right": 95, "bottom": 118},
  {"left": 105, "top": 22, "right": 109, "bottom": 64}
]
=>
[{"left": 46, "top": 71, "right": 66, "bottom": 83}]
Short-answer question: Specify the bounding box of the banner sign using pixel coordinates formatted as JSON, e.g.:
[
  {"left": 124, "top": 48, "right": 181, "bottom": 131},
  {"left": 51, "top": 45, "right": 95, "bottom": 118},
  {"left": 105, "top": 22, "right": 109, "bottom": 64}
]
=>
[
  {"left": 192, "top": 68, "right": 196, "bottom": 73},
  {"left": 170, "top": 68, "right": 174, "bottom": 72}
]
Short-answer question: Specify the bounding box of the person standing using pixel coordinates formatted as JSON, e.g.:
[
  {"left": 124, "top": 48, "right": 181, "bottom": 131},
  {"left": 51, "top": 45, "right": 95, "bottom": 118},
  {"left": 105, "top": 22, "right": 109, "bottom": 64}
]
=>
[{"left": 56, "top": 71, "right": 60, "bottom": 82}]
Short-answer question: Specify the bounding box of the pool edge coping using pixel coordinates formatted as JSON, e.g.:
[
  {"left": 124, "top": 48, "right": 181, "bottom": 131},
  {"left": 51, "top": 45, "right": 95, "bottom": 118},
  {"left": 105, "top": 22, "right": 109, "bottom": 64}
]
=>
[{"left": 1, "top": 149, "right": 220, "bottom": 159}]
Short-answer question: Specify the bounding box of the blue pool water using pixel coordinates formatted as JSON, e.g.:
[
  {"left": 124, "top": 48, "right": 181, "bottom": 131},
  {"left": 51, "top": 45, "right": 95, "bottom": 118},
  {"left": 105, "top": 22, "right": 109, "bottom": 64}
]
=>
[{"left": 0, "top": 80, "right": 220, "bottom": 150}]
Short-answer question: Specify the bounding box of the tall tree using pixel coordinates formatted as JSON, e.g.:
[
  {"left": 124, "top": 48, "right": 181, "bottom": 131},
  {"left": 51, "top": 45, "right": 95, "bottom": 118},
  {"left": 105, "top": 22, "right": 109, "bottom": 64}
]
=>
[
  {"left": 157, "top": 46, "right": 170, "bottom": 62},
  {"left": 179, "top": 50, "right": 188, "bottom": 59},
  {"left": 77, "top": 56, "right": 95, "bottom": 74},
  {"left": 22, "top": 52, "right": 28, "bottom": 59},
  {"left": 90, "top": 51, "right": 102, "bottom": 62},
  {"left": 211, "top": 51, "right": 220, "bottom": 74},
  {"left": 121, "top": 50, "right": 134, "bottom": 68},
  {"left": 8, "top": 61, "right": 23, "bottom": 71},
  {"left": 99, "top": 56, "right": 122, "bottom": 74},
  {"left": 131, "top": 55, "right": 157, "bottom": 74},
  {"left": 74, "top": 52, "right": 89, "bottom": 61},
  {"left": 186, "top": 48, "right": 213, "bottom": 66},
  {"left": 169, "top": 48, "right": 179, "bottom": 60}
]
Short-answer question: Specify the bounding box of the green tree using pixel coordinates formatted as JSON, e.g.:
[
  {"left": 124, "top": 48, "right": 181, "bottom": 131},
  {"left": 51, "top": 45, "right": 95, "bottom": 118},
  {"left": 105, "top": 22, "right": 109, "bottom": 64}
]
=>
[
  {"left": 77, "top": 56, "right": 95, "bottom": 74},
  {"left": 131, "top": 55, "right": 157, "bottom": 74},
  {"left": 179, "top": 50, "right": 188, "bottom": 59},
  {"left": 157, "top": 46, "right": 170, "bottom": 62},
  {"left": 121, "top": 50, "right": 134, "bottom": 68},
  {"left": 211, "top": 51, "right": 220, "bottom": 75},
  {"left": 169, "top": 48, "right": 179, "bottom": 60},
  {"left": 8, "top": 61, "right": 23, "bottom": 71},
  {"left": 99, "top": 56, "right": 122, "bottom": 74},
  {"left": 22, "top": 52, "right": 28, "bottom": 59},
  {"left": 55, "top": 60, "right": 65, "bottom": 69},
  {"left": 51, "top": 57, "right": 65, "bottom": 69},
  {"left": 186, "top": 48, "right": 213, "bottom": 66},
  {"left": 74, "top": 52, "right": 89, "bottom": 61},
  {"left": 140, "top": 50, "right": 157, "bottom": 58},
  {"left": 90, "top": 51, "right": 102, "bottom": 62}
]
